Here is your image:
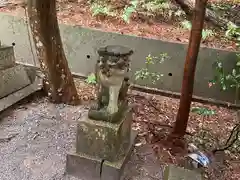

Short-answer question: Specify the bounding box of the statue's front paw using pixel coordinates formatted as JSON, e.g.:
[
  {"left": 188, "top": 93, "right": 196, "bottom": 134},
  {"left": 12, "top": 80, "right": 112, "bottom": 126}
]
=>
[
  {"left": 90, "top": 103, "right": 99, "bottom": 110},
  {"left": 107, "top": 105, "right": 119, "bottom": 114}
]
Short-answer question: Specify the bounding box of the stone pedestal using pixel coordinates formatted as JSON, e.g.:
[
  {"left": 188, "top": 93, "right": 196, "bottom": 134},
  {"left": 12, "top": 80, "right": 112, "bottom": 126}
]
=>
[
  {"left": 0, "top": 65, "right": 31, "bottom": 98},
  {"left": 66, "top": 108, "right": 137, "bottom": 180},
  {"left": 0, "top": 45, "right": 40, "bottom": 112},
  {"left": 66, "top": 45, "right": 136, "bottom": 180}
]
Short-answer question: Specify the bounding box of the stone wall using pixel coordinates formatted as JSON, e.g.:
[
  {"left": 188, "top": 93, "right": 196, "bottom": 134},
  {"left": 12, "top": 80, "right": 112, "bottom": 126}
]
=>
[{"left": 0, "top": 12, "right": 238, "bottom": 103}]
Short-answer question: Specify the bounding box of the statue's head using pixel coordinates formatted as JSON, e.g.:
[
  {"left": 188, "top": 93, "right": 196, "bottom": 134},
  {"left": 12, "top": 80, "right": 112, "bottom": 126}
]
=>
[{"left": 97, "top": 45, "right": 133, "bottom": 77}]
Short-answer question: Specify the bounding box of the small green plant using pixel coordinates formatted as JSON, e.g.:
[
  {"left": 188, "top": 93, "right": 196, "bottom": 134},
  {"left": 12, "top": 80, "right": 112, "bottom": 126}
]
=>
[
  {"left": 180, "top": 20, "right": 215, "bottom": 41},
  {"left": 122, "top": 0, "right": 139, "bottom": 23},
  {"left": 202, "top": 29, "right": 214, "bottom": 41},
  {"left": 210, "top": 22, "right": 240, "bottom": 103},
  {"left": 191, "top": 107, "right": 215, "bottom": 115},
  {"left": 135, "top": 53, "right": 170, "bottom": 84},
  {"left": 143, "top": 0, "right": 170, "bottom": 12},
  {"left": 174, "top": 9, "right": 185, "bottom": 17},
  {"left": 86, "top": 73, "right": 96, "bottom": 84},
  {"left": 226, "top": 22, "right": 240, "bottom": 48},
  {"left": 90, "top": 3, "right": 115, "bottom": 17},
  {"left": 210, "top": 3, "right": 232, "bottom": 11},
  {"left": 141, "top": 0, "right": 174, "bottom": 19},
  {"left": 210, "top": 59, "right": 240, "bottom": 90},
  {"left": 180, "top": 20, "right": 192, "bottom": 30}
]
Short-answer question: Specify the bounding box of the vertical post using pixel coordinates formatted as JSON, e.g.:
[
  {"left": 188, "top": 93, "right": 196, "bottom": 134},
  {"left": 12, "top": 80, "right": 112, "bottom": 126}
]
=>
[{"left": 172, "top": 0, "right": 208, "bottom": 137}]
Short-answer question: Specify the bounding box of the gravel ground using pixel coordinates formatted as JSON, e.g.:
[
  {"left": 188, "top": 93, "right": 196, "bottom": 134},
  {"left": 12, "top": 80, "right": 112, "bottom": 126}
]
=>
[{"left": 0, "top": 93, "right": 163, "bottom": 180}]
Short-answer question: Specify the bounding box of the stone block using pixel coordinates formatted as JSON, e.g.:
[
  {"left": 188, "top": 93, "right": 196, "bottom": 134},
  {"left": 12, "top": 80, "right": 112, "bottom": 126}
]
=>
[
  {"left": 101, "top": 131, "right": 137, "bottom": 180},
  {"left": 24, "top": 66, "right": 37, "bottom": 83},
  {"left": 0, "top": 46, "right": 15, "bottom": 70},
  {"left": 0, "top": 76, "right": 42, "bottom": 112},
  {"left": 0, "top": 65, "right": 31, "bottom": 98},
  {"left": 66, "top": 152, "right": 102, "bottom": 180},
  {"left": 66, "top": 130, "right": 137, "bottom": 180},
  {"left": 163, "top": 164, "right": 203, "bottom": 180},
  {"left": 76, "top": 108, "right": 132, "bottom": 162}
]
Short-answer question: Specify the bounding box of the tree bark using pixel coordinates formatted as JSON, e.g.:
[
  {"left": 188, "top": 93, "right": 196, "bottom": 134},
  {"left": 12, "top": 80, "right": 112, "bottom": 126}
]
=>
[
  {"left": 175, "top": 0, "right": 236, "bottom": 30},
  {"left": 27, "top": 0, "right": 80, "bottom": 105},
  {"left": 172, "top": 0, "right": 207, "bottom": 138}
]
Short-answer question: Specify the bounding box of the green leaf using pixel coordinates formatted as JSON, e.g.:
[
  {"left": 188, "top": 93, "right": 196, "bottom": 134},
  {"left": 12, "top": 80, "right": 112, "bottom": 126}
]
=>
[
  {"left": 191, "top": 107, "right": 215, "bottom": 116},
  {"left": 232, "top": 69, "right": 237, "bottom": 76},
  {"left": 122, "top": 14, "right": 130, "bottom": 23},
  {"left": 86, "top": 73, "right": 96, "bottom": 84},
  {"left": 222, "top": 84, "right": 227, "bottom": 91},
  {"left": 122, "top": 0, "right": 138, "bottom": 23},
  {"left": 130, "top": 0, "right": 138, "bottom": 8},
  {"left": 174, "top": 10, "right": 184, "bottom": 17},
  {"left": 202, "top": 29, "right": 214, "bottom": 40},
  {"left": 226, "top": 74, "right": 231, "bottom": 80},
  {"left": 181, "top": 20, "right": 192, "bottom": 30},
  {"left": 191, "top": 107, "right": 202, "bottom": 113},
  {"left": 217, "top": 62, "right": 222, "bottom": 68},
  {"left": 236, "top": 61, "right": 240, "bottom": 66}
]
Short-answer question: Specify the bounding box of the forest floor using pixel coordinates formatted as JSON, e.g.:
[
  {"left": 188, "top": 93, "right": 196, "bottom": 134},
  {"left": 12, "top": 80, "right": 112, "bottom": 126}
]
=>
[
  {"left": 0, "top": 0, "right": 240, "bottom": 179},
  {"left": 0, "top": 78, "right": 239, "bottom": 180}
]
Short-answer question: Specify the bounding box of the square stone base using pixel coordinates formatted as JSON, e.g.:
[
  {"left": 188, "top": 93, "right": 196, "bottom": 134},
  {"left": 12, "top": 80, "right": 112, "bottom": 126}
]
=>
[
  {"left": 66, "top": 130, "right": 137, "bottom": 180},
  {"left": 76, "top": 109, "right": 133, "bottom": 162},
  {"left": 163, "top": 164, "right": 203, "bottom": 180}
]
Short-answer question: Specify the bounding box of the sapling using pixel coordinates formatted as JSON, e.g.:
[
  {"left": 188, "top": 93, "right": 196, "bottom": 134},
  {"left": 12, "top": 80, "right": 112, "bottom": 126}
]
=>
[{"left": 135, "top": 53, "right": 169, "bottom": 84}]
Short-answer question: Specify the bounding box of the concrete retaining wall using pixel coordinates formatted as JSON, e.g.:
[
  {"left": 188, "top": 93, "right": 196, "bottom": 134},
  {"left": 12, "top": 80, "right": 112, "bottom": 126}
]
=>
[{"left": 0, "top": 12, "right": 238, "bottom": 103}]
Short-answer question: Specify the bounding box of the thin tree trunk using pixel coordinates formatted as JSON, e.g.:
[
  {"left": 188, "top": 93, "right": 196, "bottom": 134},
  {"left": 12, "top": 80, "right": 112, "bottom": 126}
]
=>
[
  {"left": 172, "top": 0, "right": 207, "bottom": 138},
  {"left": 175, "top": 0, "right": 236, "bottom": 30},
  {"left": 27, "top": 0, "right": 80, "bottom": 105}
]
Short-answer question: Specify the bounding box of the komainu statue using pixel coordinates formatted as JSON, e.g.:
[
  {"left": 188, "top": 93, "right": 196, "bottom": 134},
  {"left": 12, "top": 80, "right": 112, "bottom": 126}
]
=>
[{"left": 88, "top": 45, "right": 133, "bottom": 123}]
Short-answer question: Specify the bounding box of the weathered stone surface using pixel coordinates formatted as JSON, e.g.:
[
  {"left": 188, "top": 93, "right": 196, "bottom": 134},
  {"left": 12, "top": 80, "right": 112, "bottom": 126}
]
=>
[
  {"left": 24, "top": 66, "right": 37, "bottom": 83},
  {"left": 66, "top": 130, "right": 137, "bottom": 180},
  {"left": 98, "top": 45, "right": 133, "bottom": 57},
  {"left": 0, "top": 76, "right": 42, "bottom": 112},
  {"left": 66, "top": 152, "right": 102, "bottom": 180},
  {"left": 163, "top": 164, "right": 203, "bottom": 180},
  {"left": 101, "top": 130, "right": 137, "bottom": 180},
  {"left": 0, "top": 65, "right": 31, "bottom": 98},
  {"left": 88, "top": 45, "right": 132, "bottom": 122},
  {"left": 76, "top": 108, "right": 132, "bottom": 162},
  {"left": 0, "top": 46, "right": 15, "bottom": 70}
]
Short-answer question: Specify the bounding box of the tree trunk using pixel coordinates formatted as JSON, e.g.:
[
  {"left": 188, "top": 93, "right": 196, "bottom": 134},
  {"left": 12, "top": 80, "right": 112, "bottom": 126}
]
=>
[
  {"left": 172, "top": 0, "right": 207, "bottom": 138},
  {"left": 175, "top": 0, "right": 235, "bottom": 30},
  {"left": 27, "top": 0, "right": 80, "bottom": 105}
]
